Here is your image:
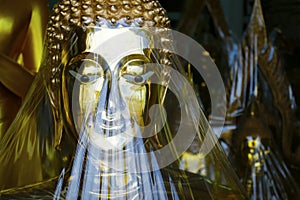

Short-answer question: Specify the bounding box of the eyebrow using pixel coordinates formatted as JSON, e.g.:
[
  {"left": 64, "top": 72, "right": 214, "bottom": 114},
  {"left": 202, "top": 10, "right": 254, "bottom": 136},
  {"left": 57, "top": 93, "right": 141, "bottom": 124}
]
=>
[
  {"left": 116, "top": 54, "right": 150, "bottom": 69},
  {"left": 67, "top": 52, "right": 151, "bottom": 75},
  {"left": 67, "top": 52, "right": 109, "bottom": 72}
]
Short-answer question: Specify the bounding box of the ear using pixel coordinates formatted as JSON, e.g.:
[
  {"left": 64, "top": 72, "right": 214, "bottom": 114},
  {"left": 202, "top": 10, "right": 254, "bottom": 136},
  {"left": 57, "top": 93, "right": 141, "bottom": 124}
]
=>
[
  {"left": 52, "top": 96, "right": 64, "bottom": 149},
  {"left": 40, "top": 83, "right": 64, "bottom": 149},
  {"left": 45, "top": 62, "right": 64, "bottom": 149}
]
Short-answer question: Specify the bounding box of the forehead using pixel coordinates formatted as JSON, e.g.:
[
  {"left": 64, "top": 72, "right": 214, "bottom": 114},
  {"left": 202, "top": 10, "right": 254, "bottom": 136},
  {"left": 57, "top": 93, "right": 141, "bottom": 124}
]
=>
[{"left": 66, "top": 27, "right": 151, "bottom": 71}]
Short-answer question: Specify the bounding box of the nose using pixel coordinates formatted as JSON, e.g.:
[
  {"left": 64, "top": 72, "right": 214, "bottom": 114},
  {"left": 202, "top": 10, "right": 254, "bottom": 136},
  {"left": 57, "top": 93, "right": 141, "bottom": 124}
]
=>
[
  {"left": 93, "top": 75, "right": 128, "bottom": 135},
  {"left": 106, "top": 101, "right": 117, "bottom": 118},
  {"left": 108, "top": 105, "right": 117, "bottom": 115},
  {"left": 95, "top": 75, "right": 125, "bottom": 120}
]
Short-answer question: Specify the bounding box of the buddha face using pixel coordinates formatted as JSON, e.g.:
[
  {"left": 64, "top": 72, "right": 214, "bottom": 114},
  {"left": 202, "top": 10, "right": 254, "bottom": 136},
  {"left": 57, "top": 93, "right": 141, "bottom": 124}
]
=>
[{"left": 61, "top": 27, "right": 155, "bottom": 149}]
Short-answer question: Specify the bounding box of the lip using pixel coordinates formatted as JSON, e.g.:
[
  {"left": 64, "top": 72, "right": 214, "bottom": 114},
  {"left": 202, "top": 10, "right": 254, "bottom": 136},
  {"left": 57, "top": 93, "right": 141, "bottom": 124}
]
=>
[
  {"left": 88, "top": 113, "right": 134, "bottom": 150},
  {"left": 93, "top": 111, "right": 127, "bottom": 134},
  {"left": 97, "top": 120, "right": 124, "bottom": 131}
]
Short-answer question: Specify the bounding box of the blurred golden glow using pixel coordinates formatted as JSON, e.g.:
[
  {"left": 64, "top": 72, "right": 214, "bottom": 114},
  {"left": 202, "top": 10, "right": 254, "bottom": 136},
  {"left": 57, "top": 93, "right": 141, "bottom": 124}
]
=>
[
  {"left": 30, "top": 5, "right": 46, "bottom": 72},
  {"left": 0, "top": 0, "right": 48, "bottom": 139},
  {"left": 0, "top": 17, "right": 13, "bottom": 36}
]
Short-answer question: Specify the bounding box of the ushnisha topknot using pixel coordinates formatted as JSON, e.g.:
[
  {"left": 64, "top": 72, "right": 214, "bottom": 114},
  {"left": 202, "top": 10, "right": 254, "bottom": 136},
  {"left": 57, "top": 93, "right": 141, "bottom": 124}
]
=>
[
  {"left": 46, "top": 0, "right": 170, "bottom": 48},
  {"left": 44, "top": 0, "right": 171, "bottom": 77}
]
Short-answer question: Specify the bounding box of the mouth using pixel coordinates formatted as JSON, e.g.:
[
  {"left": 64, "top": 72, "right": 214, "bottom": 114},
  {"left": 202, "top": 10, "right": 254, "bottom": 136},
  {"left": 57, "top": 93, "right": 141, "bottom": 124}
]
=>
[
  {"left": 87, "top": 112, "right": 135, "bottom": 150},
  {"left": 97, "top": 118, "right": 125, "bottom": 132},
  {"left": 93, "top": 111, "right": 127, "bottom": 135}
]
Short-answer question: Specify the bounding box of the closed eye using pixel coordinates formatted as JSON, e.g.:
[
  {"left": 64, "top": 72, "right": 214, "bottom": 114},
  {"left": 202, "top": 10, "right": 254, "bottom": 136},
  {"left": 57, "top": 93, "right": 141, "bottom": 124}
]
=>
[
  {"left": 69, "top": 70, "right": 102, "bottom": 84},
  {"left": 122, "top": 71, "right": 154, "bottom": 85}
]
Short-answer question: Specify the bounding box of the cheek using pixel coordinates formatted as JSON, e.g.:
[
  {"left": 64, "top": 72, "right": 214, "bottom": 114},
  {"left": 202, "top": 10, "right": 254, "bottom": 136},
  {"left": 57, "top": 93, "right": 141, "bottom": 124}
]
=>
[
  {"left": 79, "top": 79, "right": 104, "bottom": 112},
  {"left": 119, "top": 78, "right": 146, "bottom": 116},
  {"left": 71, "top": 78, "right": 104, "bottom": 128}
]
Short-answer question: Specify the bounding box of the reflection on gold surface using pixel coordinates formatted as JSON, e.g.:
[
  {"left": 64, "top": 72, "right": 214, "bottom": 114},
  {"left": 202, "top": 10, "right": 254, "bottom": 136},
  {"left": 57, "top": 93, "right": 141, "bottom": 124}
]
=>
[
  {"left": 178, "top": 0, "right": 300, "bottom": 198},
  {"left": 0, "top": 0, "right": 48, "bottom": 138},
  {"left": 232, "top": 100, "right": 300, "bottom": 199},
  {"left": 0, "top": 0, "right": 247, "bottom": 199}
]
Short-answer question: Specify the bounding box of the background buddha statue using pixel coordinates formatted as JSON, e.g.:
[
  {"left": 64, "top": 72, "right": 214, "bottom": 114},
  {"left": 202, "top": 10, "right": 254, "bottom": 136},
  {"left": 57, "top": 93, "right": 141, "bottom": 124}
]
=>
[
  {"left": 0, "top": 0, "right": 247, "bottom": 199},
  {"left": 0, "top": 0, "right": 49, "bottom": 139},
  {"left": 175, "top": 0, "right": 300, "bottom": 199}
]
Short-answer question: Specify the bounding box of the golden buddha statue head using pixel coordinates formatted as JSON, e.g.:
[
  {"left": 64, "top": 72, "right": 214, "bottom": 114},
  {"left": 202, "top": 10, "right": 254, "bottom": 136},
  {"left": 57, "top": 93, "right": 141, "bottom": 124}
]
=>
[
  {"left": 39, "top": 0, "right": 172, "bottom": 148},
  {"left": 0, "top": 0, "right": 173, "bottom": 189},
  {"left": 0, "top": 1, "right": 248, "bottom": 199}
]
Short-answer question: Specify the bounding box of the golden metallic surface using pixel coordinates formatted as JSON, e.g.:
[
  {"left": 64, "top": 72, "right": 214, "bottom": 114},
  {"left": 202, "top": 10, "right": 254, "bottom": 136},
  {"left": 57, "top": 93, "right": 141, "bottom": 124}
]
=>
[
  {"left": 0, "top": 0, "right": 48, "bottom": 138},
  {"left": 45, "top": 0, "right": 171, "bottom": 81},
  {"left": 43, "top": 0, "right": 172, "bottom": 148},
  {"left": 60, "top": 27, "right": 151, "bottom": 143},
  {"left": 0, "top": 1, "right": 247, "bottom": 199},
  {"left": 250, "top": 0, "right": 300, "bottom": 165},
  {"left": 0, "top": 0, "right": 172, "bottom": 192},
  {"left": 232, "top": 100, "right": 300, "bottom": 199},
  {"left": 177, "top": 1, "right": 300, "bottom": 198}
]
